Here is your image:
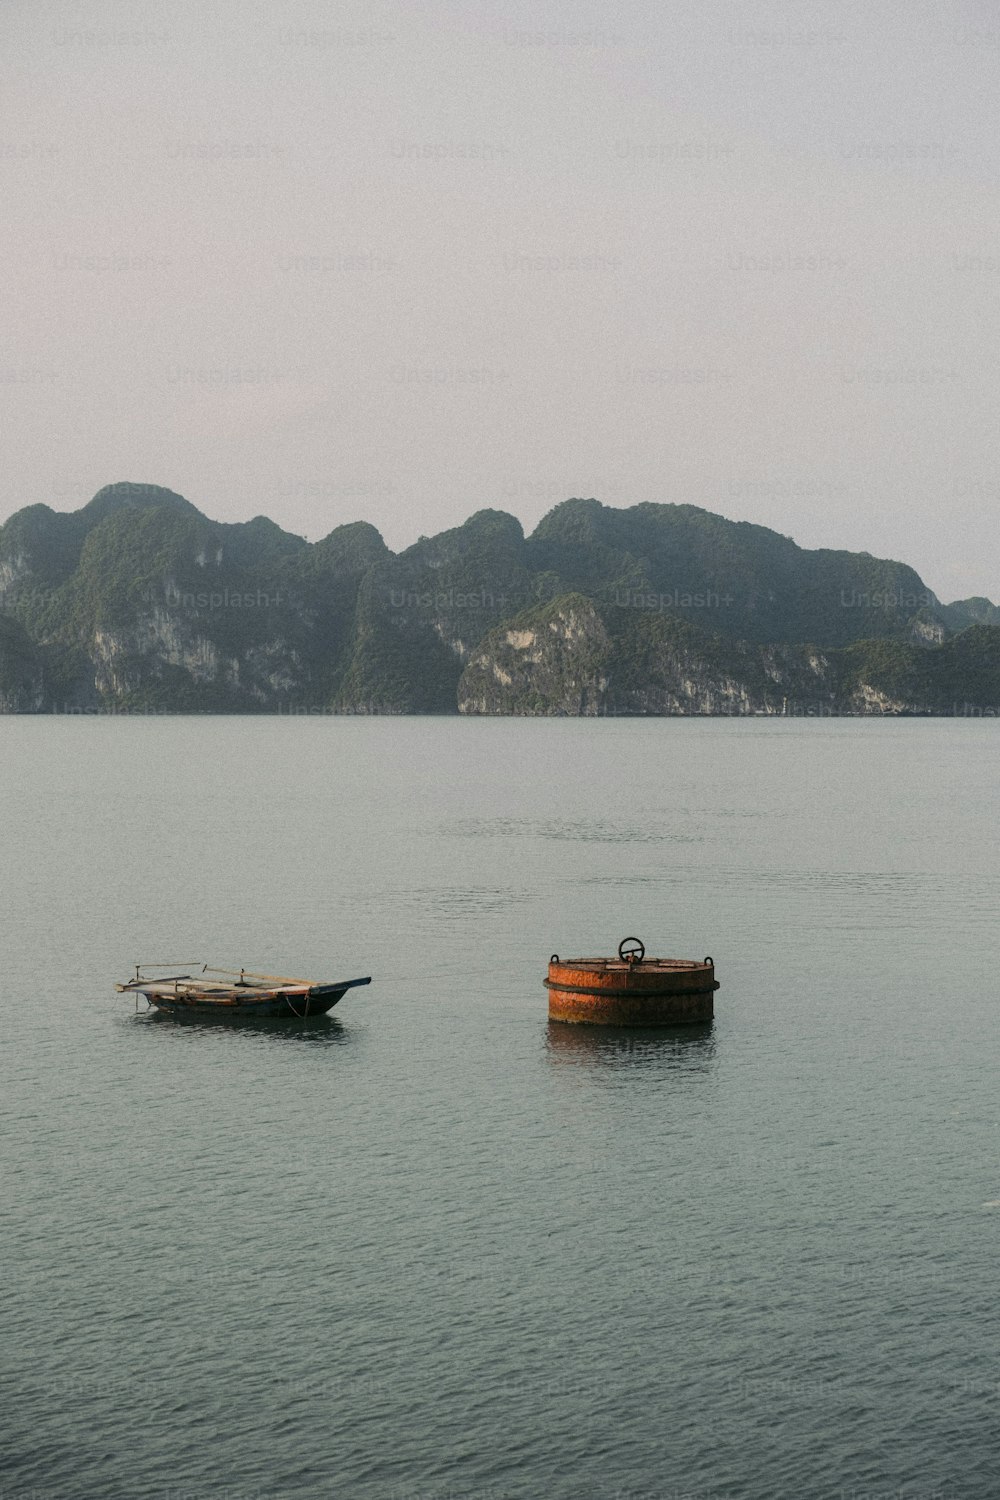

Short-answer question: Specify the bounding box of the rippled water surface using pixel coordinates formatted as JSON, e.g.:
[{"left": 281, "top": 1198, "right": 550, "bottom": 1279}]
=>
[{"left": 3, "top": 717, "right": 999, "bottom": 1499}]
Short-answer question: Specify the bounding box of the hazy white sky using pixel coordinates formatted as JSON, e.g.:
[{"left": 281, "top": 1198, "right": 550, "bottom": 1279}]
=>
[{"left": 3, "top": 0, "right": 999, "bottom": 599}]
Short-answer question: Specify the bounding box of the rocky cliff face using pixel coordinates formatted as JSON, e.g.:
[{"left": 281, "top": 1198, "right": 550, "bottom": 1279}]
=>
[
  {"left": 456, "top": 597, "right": 827, "bottom": 715},
  {"left": 457, "top": 596, "right": 1000, "bottom": 716},
  {"left": 88, "top": 613, "right": 306, "bottom": 707},
  {"left": 458, "top": 596, "right": 612, "bottom": 715}
]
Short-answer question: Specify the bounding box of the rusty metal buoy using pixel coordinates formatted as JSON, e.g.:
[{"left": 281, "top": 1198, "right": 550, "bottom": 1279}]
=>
[{"left": 546, "top": 937, "right": 719, "bottom": 1026}]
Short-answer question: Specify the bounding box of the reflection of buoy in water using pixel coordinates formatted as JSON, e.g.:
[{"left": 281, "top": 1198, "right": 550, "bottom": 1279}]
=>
[{"left": 546, "top": 937, "right": 719, "bottom": 1026}]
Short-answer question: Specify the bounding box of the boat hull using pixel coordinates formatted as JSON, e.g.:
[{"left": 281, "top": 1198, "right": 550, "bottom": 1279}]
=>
[
  {"left": 146, "top": 991, "right": 338, "bottom": 1018},
  {"left": 134, "top": 978, "right": 370, "bottom": 1020}
]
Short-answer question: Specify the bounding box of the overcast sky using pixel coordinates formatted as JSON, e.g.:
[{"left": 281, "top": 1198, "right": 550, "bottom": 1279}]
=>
[{"left": 3, "top": 0, "right": 999, "bottom": 600}]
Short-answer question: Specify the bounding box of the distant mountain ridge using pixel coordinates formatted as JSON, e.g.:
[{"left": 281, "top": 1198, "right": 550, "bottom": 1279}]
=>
[{"left": 1, "top": 482, "right": 997, "bottom": 714}]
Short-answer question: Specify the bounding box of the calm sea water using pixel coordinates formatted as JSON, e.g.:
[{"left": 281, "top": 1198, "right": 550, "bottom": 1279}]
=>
[{"left": 2, "top": 718, "right": 999, "bottom": 1500}]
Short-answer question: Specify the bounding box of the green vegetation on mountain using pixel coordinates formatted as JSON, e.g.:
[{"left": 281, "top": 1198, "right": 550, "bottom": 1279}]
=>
[
  {"left": 528, "top": 499, "right": 939, "bottom": 647},
  {"left": 0, "top": 614, "right": 45, "bottom": 711},
  {"left": 0, "top": 485, "right": 996, "bottom": 714},
  {"left": 838, "top": 625, "right": 1000, "bottom": 712}
]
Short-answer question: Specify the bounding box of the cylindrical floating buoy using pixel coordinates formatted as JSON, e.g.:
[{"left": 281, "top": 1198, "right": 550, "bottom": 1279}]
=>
[{"left": 546, "top": 937, "right": 719, "bottom": 1026}]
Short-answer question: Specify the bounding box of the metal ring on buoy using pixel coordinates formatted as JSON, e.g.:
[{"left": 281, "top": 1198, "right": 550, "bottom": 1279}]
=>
[
  {"left": 618, "top": 937, "right": 645, "bottom": 964},
  {"left": 550, "top": 953, "right": 560, "bottom": 964},
  {"left": 703, "top": 956, "right": 713, "bottom": 966}
]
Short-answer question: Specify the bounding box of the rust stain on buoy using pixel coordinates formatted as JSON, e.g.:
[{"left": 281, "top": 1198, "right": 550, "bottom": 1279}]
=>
[{"left": 546, "top": 937, "right": 719, "bottom": 1026}]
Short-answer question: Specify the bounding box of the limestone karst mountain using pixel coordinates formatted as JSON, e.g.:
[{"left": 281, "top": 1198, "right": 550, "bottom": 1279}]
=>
[{"left": 1, "top": 482, "right": 997, "bottom": 714}]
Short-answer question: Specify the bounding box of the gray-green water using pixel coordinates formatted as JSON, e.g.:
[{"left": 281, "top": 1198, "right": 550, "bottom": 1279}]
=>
[{"left": 3, "top": 718, "right": 999, "bottom": 1500}]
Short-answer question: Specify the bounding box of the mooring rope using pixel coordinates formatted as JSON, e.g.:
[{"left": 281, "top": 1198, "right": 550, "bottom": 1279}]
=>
[{"left": 284, "top": 990, "right": 309, "bottom": 1018}]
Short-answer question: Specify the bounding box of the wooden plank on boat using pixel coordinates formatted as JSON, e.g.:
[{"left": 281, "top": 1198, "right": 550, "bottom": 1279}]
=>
[{"left": 202, "top": 966, "right": 311, "bottom": 984}]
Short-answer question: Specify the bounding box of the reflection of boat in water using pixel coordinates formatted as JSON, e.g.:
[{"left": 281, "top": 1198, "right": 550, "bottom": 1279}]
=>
[
  {"left": 144, "top": 1012, "right": 349, "bottom": 1044},
  {"left": 117, "top": 964, "right": 371, "bottom": 1019}
]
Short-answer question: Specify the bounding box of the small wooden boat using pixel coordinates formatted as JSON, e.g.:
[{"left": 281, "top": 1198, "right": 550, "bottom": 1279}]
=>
[{"left": 117, "top": 963, "right": 371, "bottom": 1019}]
